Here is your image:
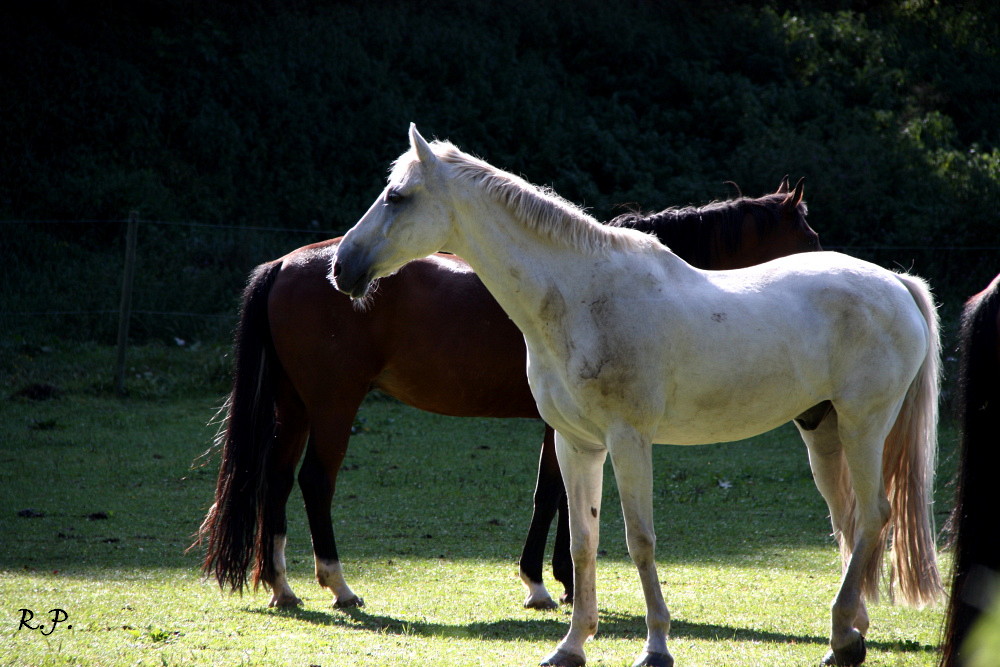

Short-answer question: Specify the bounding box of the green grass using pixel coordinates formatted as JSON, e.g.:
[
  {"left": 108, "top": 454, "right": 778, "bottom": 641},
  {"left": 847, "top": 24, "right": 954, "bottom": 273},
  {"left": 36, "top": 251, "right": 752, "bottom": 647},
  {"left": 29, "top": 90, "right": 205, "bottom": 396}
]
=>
[{"left": 0, "top": 343, "right": 957, "bottom": 666}]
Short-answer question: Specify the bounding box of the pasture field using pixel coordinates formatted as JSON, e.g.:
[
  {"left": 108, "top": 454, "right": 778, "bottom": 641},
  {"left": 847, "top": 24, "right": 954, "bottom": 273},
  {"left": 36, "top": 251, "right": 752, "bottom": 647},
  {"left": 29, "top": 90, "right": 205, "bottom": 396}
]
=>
[{"left": 1, "top": 342, "right": 957, "bottom": 666}]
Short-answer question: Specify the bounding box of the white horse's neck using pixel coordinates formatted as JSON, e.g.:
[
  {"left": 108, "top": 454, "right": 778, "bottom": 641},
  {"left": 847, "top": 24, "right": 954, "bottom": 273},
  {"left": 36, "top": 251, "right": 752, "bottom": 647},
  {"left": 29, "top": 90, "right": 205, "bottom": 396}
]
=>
[
  {"left": 437, "top": 176, "right": 658, "bottom": 350},
  {"left": 443, "top": 193, "right": 571, "bottom": 329}
]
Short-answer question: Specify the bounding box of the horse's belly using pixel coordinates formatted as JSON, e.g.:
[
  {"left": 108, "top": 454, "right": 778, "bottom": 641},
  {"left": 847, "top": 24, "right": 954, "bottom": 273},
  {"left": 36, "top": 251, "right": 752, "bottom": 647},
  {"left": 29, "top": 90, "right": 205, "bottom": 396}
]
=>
[
  {"left": 536, "top": 382, "right": 811, "bottom": 446},
  {"left": 651, "top": 363, "right": 823, "bottom": 444},
  {"left": 528, "top": 333, "right": 823, "bottom": 446},
  {"left": 652, "top": 405, "right": 801, "bottom": 445}
]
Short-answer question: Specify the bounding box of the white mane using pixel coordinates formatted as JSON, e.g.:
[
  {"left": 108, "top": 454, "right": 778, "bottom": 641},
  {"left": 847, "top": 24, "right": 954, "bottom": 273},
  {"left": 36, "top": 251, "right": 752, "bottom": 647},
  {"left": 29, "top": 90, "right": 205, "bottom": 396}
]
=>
[{"left": 395, "top": 141, "right": 658, "bottom": 257}]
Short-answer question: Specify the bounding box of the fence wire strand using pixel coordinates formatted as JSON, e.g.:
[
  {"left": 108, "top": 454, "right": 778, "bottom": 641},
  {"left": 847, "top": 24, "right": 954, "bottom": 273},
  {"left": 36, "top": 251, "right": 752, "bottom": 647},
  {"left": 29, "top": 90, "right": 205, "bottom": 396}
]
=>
[{"left": 1, "top": 217, "right": 997, "bottom": 334}]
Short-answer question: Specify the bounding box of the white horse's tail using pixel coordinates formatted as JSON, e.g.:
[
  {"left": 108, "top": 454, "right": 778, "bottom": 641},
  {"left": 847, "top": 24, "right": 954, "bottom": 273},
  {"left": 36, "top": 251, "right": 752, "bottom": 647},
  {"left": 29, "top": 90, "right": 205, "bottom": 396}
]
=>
[{"left": 879, "top": 272, "right": 943, "bottom": 607}]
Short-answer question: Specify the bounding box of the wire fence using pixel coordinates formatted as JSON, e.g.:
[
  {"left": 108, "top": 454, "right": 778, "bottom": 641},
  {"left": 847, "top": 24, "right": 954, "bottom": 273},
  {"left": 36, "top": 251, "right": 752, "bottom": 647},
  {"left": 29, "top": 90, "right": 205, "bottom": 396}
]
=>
[
  {"left": 2, "top": 217, "right": 328, "bottom": 320},
  {"left": 2, "top": 216, "right": 998, "bottom": 391},
  {"left": 1, "top": 217, "right": 332, "bottom": 393}
]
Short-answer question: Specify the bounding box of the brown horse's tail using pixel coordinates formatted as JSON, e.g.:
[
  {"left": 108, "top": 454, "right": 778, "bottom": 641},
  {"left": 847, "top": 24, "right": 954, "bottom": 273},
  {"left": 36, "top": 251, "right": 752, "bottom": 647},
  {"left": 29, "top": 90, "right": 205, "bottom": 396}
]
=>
[
  {"left": 940, "top": 275, "right": 1000, "bottom": 667},
  {"left": 192, "top": 260, "right": 283, "bottom": 593},
  {"left": 877, "top": 273, "right": 943, "bottom": 607}
]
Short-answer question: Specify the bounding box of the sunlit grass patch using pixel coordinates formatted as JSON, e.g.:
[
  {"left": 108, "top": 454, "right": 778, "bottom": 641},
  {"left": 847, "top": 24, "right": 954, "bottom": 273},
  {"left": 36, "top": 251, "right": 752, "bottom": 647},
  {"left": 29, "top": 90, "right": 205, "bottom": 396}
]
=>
[{"left": 1, "top": 344, "right": 953, "bottom": 666}]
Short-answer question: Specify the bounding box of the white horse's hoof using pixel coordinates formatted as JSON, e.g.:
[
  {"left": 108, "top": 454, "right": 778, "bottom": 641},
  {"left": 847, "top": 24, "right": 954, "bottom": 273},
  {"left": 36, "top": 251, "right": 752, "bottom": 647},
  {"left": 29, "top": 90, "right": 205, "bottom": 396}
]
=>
[
  {"left": 540, "top": 648, "right": 585, "bottom": 666},
  {"left": 633, "top": 651, "right": 673, "bottom": 667},
  {"left": 822, "top": 634, "right": 866, "bottom": 666}
]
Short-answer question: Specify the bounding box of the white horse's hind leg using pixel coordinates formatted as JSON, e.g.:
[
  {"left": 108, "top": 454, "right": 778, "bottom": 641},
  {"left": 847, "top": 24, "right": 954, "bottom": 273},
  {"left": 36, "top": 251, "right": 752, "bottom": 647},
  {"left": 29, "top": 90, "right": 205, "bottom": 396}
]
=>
[
  {"left": 541, "top": 431, "right": 607, "bottom": 667},
  {"left": 796, "top": 412, "right": 870, "bottom": 635},
  {"left": 608, "top": 425, "right": 673, "bottom": 667},
  {"left": 823, "top": 415, "right": 894, "bottom": 666}
]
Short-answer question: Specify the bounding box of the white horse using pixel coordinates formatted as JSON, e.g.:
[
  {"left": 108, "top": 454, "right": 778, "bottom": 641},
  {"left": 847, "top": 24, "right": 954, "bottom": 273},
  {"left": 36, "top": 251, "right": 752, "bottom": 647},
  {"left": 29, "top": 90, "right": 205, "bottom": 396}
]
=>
[{"left": 332, "top": 125, "right": 942, "bottom": 667}]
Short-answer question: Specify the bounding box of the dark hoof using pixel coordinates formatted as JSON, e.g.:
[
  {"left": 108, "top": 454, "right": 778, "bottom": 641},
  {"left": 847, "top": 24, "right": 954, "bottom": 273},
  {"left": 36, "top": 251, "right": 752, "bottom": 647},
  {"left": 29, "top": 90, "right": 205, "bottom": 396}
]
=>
[
  {"left": 633, "top": 651, "right": 673, "bottom": 667},
  {"left": 540, "top": 648, "right": 585, "bottom": 667},
  {"left": 560, "top": 592, "right": 574, "bottom": 606},
  {"left": 333, "top": 595, "right": 365, "bottom": 609},
  {"left": 268, "top": 594, "right": 303, "bottom": 608},
  {"left": 821, "top": 635, "right": 866, "bottom": 666}
]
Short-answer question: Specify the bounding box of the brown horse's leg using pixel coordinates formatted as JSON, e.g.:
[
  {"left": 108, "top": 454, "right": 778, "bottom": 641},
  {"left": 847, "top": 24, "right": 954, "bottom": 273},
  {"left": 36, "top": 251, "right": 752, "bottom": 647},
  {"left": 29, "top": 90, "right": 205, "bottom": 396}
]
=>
[
  {"left": 519, "top": 425, "right": 572, "bottom": 608},
  {"left": 262, "top": 380, "right": 310, "bottom": 608},
  {"left": 297, "top": 402, "right": 365, "bottom": 608}
]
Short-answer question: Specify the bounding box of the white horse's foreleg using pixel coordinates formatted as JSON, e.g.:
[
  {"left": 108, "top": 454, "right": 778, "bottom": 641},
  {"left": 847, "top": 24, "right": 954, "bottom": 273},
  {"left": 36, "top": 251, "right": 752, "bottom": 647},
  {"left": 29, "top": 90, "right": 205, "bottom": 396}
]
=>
[
  {"left": 541, "top": 431, "right": 607, "bottom": 667},
  {"left": 823, "top": 417, "right": 893, "bottom": 667},
  {"left": 268, "top": 534, "right": 304, "bottom": 607},
  {"left": 609, "top": 425, "right": 673, "bottom": 667}
]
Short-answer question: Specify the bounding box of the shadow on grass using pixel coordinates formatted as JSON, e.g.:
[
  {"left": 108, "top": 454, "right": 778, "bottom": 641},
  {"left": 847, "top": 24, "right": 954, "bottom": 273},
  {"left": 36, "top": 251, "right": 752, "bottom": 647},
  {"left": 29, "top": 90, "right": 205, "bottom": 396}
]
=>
[{"left": 247, "top": 605, "right": 937, "bottom": 655}]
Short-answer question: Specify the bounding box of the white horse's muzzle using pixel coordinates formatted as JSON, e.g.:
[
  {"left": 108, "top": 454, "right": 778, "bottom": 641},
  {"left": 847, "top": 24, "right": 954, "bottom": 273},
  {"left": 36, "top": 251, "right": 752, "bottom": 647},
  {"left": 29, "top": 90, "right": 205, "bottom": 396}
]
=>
[{"left": 330, "top": 248, "right": 375, "bottom": 299}]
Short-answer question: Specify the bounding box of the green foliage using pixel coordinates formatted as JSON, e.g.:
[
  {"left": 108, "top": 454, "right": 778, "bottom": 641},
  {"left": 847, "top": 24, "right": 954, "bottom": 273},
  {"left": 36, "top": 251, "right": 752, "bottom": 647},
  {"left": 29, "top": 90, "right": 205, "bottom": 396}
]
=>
[
  {"left": 1, "top": 339, "right": 232, "bottom": 399},
  {"left": 1, "top": 0, "right": 998, "bottom": 340},
  {"left": 0, "top": 220, "right": 327, "bottom": 344}
]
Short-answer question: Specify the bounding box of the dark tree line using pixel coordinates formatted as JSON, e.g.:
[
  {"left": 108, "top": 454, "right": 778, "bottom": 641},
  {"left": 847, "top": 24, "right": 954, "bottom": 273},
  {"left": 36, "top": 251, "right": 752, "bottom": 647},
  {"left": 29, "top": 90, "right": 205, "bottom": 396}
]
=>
[{"left": 2, "top": 0, "right": 998, "bottom": 339}]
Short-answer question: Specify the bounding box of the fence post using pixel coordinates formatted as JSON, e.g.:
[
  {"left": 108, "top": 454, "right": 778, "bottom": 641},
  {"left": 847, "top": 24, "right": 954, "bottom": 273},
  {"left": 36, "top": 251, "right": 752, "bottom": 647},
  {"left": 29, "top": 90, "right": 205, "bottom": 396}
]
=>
[{"left": 114, "top": 212, "right": 139, "bottom": 396}]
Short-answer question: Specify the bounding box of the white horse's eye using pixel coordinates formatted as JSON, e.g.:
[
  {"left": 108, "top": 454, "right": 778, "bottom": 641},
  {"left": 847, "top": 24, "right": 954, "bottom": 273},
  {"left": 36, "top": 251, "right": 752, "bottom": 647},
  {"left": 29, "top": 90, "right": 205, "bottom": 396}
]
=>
[{"left": 386, "top": 190, "right": 404, "bottom": 204}]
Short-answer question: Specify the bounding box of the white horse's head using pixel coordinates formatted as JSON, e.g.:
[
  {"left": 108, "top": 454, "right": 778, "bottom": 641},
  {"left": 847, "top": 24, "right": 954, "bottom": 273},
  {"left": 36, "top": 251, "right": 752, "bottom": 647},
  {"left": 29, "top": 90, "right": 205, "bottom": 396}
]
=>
[{"left": 332, "top": 124, "right": 455, "bottom": 299}]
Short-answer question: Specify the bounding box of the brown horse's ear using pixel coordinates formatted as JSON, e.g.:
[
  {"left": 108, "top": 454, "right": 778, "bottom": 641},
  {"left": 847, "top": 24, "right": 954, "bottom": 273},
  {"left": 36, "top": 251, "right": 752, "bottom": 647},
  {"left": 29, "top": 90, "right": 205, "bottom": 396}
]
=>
[
  {"left": 782, "top": 177, "right": 805, "bottom": 209},
  {"left": 776, "top": 175, "right": 790, "bottom": 194},
  {"left": 409, "top": 123, "right": 437, "bottom": 166}
]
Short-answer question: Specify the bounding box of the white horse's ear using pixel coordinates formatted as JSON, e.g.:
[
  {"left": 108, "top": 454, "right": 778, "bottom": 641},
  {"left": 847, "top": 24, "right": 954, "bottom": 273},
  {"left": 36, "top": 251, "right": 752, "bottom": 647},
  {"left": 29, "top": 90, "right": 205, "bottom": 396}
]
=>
[{"left": 409, "top": 123, "right": 437, "bottom": 166}]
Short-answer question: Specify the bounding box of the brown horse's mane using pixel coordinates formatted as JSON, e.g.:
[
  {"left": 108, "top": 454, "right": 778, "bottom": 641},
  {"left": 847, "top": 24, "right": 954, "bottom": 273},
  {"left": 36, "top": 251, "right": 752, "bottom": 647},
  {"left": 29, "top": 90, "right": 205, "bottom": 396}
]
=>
[{"left": 608, "top": 194, "right": 808, "bottom": 269}]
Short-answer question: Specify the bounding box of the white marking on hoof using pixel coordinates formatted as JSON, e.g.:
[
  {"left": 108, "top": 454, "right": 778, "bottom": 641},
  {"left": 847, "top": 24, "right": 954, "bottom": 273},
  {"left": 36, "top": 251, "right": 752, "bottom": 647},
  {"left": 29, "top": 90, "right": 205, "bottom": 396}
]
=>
[
  {"left": 268, "top": 535, "right": 301, "bottom": 607},
  {"left": 520, "top": 569, "right": 558, "bottom": 610},
  {"left": 268, "top": 590, "right": 303, "bottom": 608},
  {"left": 316, "top": 557, "right": 362, "bottom": 607}
]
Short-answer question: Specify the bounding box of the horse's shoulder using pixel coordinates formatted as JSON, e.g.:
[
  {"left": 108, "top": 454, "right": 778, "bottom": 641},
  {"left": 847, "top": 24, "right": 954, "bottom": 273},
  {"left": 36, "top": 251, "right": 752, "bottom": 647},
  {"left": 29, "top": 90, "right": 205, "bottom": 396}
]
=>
[
  {"left": 395, "top": 253, "right": 476, "bottom": 283},
  {"left": 427, "top": 252, "right": 474, "bottom": 272},
  {"left": 280, "top": 238, "right": 339, "bottom": 272}
]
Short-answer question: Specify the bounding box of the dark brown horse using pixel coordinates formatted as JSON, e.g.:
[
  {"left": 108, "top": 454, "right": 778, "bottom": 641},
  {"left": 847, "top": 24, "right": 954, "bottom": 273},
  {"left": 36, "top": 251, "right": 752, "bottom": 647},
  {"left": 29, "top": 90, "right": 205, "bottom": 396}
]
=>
[
  {"left": 195, "top": 179, "right": 820, "bottom": 610},
  {"left": 940, "top": 272, "right": 1000, "bottom": 667}
]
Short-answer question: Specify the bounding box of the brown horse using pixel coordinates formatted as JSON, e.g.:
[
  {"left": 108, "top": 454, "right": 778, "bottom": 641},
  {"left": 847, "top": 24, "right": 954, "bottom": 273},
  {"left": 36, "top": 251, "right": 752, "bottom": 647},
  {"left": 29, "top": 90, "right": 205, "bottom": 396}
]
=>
[
  {"left": 940, "top": 272, "right": 1000, "bottom": 667},
  {"left": 195, "top": 179, "right": 820, "bottom": 610}
]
